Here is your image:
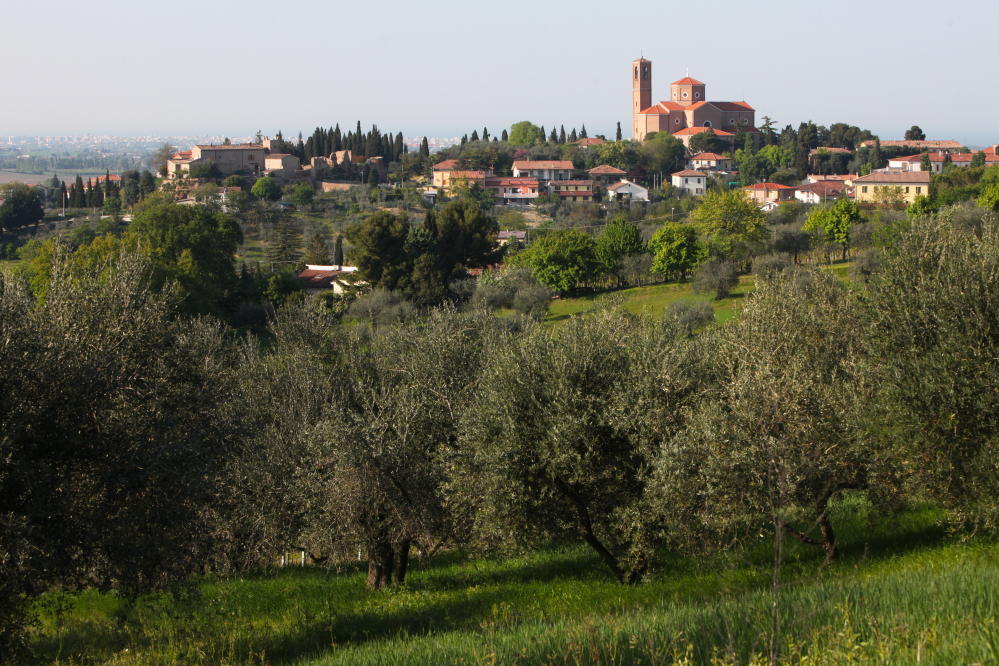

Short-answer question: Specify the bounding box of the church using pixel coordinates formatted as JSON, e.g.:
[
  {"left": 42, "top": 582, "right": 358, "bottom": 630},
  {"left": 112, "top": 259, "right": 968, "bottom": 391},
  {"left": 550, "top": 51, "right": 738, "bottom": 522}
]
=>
[{"left": 631, "top": 57, "right": 759, "bottom": 148}]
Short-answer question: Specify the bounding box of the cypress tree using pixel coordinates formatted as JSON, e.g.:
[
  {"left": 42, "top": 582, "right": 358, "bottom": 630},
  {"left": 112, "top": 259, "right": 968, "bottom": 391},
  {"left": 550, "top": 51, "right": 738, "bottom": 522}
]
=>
[
  {"left": 58, "top": 182, "right": 68, "bottom": 209},
  {"left": 871, "top": 137, "right": 884, "bottom": 170},
  {"left": 368, "top": 166, "right": 380, "bottom": 186},
  {"left": 335, "top": 124, "right": 342, "bottom": 151},
  {"left": 85, "top": 179, "right": 94, "bottom": 208},
  {"left": 482, "top": 127, "right": 489, "bottom": 142},
  {"left": 305, "top": 136, "right": 315, "bottom": 161},
  {"left": 395, "top": 132, "right": 403, "bottom": 161},
  {"left": 920, "top": 152, "right": 932, "bottom": 172},
  {"left": 470, "top": 130, "right": 479, "bottom": 142},
  {"left": 73, "top": 175, "right": 85, "bottom": 207},
  {"left": 580, "top": 124, "right": 587, "bottom": 139},
  {"left": 568, "top": 128, "right": 577, "bottom": 143},
  {"left": 501, "top": 129, "right": 508, "bottom": 142},
  {"left": 559, "top": 126, "right": 566, "bottom": 144},
  {"left": 461, "top": 135, "right": 468, "bottom": 146},
  {"left": 333, "top": 234, "right": 344, "bottom": 266},
  {"left": 795, "top": 136, "right": 810, "bottom": 178},
  {"left": 616, "top": 122, "right": 622, "bottom": 141},
  {"left": 421, "top": 137, "right": 430, "bottom": 157},
  {"left": 549, "top": 127, "right": 558, "bottom": 143}
]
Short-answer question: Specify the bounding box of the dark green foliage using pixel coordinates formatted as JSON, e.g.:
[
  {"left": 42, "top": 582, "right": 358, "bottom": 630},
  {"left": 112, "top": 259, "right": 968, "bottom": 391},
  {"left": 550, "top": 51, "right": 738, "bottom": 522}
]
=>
[
  {"left": 251, "top": 177, "right": 281, "bottom": 200},
  {"left": 303, "top": 230, "right": 330, "bottom": 265},
  {"left": 345, "top": 211, "right": 412, "bottom": 290},
  {"left": 189, "top": 160, "right": 223, "bottom": 179},
  {"left": 266, "top": 216, "right": 302, "bottom": 266},
  {"left": 0, "top": 184, "right": 43, "bottom": 230},
  {"left": 0, "top": 251, "right": 240, "bottom": 655},
  {"left": 904, "top": 125, "right": 926, "bottom": 141},
  {"left": 616, "top": 121, "right": 622, "bottom": 141},
  {"left": 692, "top": 257, "right": 738, "bottom": 300},
  {"left": 752, "top": 252, "right": 793, "bottom": 280},
  {"left": 689, "top": 129, "right": 728, "bottom": 155},
  {"left": 333, "top": 234, "right": 344, "bottom": 266}
]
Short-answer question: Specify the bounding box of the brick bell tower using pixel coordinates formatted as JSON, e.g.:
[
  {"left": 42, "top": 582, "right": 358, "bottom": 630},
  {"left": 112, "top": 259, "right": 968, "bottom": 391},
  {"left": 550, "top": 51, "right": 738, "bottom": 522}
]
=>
[{"left": 632, "top": 57, "right": 651, "bottom": 140}]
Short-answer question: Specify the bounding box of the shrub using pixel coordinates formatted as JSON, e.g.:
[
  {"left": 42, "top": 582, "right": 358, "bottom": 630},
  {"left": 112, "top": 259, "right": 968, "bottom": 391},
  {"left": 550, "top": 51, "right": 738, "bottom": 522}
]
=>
[
  {"left": 752, "top": 252, "right": 793, "bottom": 281},
  {"left": 663, "top": 300, "right": 715, "bottom": 336},
  {"left": 850, "top": 250, "right": 879, "bottom": 285},
  {"left": 692, "top": 258, "right": 738, "bottom": 300},
  {"left": 347, "top": 288, "right": 417, "bottom": 327},
  {"left": 512, "top": 284, "right": 552, "bottom": 319}
]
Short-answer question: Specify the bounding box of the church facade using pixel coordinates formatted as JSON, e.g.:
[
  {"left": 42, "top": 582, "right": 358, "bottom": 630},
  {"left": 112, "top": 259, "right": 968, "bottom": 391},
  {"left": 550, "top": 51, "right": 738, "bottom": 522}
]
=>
[{"left": 631, "top": 57, "right": 759, "bottom": 147}]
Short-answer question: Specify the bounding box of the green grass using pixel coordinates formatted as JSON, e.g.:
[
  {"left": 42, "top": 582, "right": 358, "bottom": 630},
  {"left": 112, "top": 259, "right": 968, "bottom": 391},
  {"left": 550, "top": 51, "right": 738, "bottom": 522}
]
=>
[{"left": 27, "top": 502, "right": 999, "bottom": 665}]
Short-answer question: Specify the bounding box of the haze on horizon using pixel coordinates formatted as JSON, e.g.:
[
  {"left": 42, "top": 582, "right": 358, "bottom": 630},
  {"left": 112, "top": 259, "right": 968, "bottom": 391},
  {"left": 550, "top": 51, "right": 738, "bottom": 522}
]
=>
[{"left": 4, "top": 0, "right": 998, "bottom": 145}]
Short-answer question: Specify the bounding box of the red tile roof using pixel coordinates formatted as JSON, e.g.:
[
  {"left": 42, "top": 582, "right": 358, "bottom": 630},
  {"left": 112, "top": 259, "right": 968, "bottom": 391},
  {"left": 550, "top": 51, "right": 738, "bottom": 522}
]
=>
[
  {"left": 298, "top": 268, "right": 349, "bottom": 290},
  {"left": 672, "top": 169, "right": 708, "bottom": 177},
  {"left": 689, "top": 152, "right": 729, "bottom": 161},
  {"left": 712, "top": 101, "right": 755, "bottom": 112},
  {"left": 513, "top": 160, "right": 574, "bottom": 169},
  {"left": 433, "top": 159, "right": 458, "bottom": 171},
  {"left": 552, "top": 179, "right": 595, "bottom": 186},
  {"left": 484, "top": 177, "right": 539, "bottom": 186},
  {"left": 674, "top": 127, "right": 734, "bottom": 137},
  {"left": 588, "top": 165, "right": 627, "bottom": 174},
  {"left": 860, "top": 140, "right": 962, "bottom": 150},
  {"left": 743, "top": 183, "right": 794, "bottom": 190},
  {"left": 672, "top": 76, "right": 705, "bottom": 86},
  {"left": 639, "top": 101, "right": 686, "bottom": 114},
  {"left": 195, "top": 143, "right": 263, "bottom": 150},
  {"left": 855, "top": 171, "right": 932, "bottom": 183},
  {"left": 573, "top": 137, "right": 606, "bottom": 146}
]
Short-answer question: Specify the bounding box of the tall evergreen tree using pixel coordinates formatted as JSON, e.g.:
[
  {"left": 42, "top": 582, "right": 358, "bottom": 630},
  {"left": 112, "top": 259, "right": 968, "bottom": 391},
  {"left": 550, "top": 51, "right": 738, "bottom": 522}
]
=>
[
  {"left": 559, "top": 126, "right": 566, "bottom": 144},
  {"left": 395, "top": 132, "right": 403, "bottom": 161},
  {"left": 334, "top": 234, "right": 344, "bottom": 266},
  {"left": 568, "top": 128, "right": 578, "bottom": 143},
  {"left": 73, "top": 175, "right": 86, "bottom": 207},
  {"left": 795, "top": 135, "right": 810, "bottom": 178},
  {"left": 461, "top": 135, "right": 468, "bottom": 146},
  {"left": 85, "top": 179, "right": 94, "bottom": 208},
  {"left": 482, "top": 127, "right": 489, "bottom": 142},
  {"left": 549, "top": 127, "right": 558, "bottom": 143},
  {"left": 871, "top": 137, "right": 884, "bottom": 170},
  {"left": 470, "top": 130, "right": 479, "bottom": 142},
  {"left": 616, "top": 122, "right": 622, "bottom": 141},
  {"left": 335, "top": 124, "right": 342, "bottom": 151},
  {"left": 580, "top": 124, "right": 587, "bottom": 139},
  {"left": 58, "top": 182, "right": 68, "bottom": 209},
  {"left": 501, "top": 129, "right": 508, "bottom": 142},
  {"left": 420, "top": 137, "right": 430, "bottom": 157}
]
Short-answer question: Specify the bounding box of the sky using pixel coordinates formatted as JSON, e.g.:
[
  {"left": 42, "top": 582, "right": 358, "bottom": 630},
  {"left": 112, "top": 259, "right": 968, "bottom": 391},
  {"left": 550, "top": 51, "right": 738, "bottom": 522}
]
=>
[{"left": 4, "top": 0, "right": 999, "bottom": 145}]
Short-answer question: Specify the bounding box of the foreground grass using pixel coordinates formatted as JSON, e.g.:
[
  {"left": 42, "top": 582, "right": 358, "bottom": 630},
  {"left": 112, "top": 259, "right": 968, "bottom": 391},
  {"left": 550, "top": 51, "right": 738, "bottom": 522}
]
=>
[{"left": 28, "top": 502, "right": 999, "bottom": 665}]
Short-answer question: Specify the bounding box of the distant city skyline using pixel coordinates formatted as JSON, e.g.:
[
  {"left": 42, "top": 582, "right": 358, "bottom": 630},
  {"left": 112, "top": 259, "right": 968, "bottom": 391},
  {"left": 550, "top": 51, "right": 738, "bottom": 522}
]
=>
[{"left": 4, "top": 0, "right": 998, "bottom": 145}]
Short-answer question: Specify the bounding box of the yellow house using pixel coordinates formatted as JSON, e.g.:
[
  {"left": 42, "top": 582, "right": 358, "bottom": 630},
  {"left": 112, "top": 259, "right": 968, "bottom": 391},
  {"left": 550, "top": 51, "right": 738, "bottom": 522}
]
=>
[{"left": 854, "top": 171, "right": 931, "bottom": 204}]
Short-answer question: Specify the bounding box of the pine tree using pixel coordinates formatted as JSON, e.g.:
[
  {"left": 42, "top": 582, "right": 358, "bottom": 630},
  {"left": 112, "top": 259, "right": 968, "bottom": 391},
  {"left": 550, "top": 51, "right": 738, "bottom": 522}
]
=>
[
  {"left": 266, "top": 215, "right": 302, "bottom": 265},
  {"left": 568, "top": 128, "right": 578, "bottom": 143},
  {"left": 616, "top": 122, "right": 622, "bottom": 142},
  {"left": 920, "top": 152, "right": 932, "bottom": 172},
  {"left": 559, "top": 126, "right": 566, "bottom": 144},
  {"left": 871, "top": 137, "right": 884, "bottom": 170},
  {"left": 368, "top": 166, "right": 380, "bottom": 186},
  {"left": 580, "top": 124, "right": 587, "bottom": 139},
  {"left": 333, "top": 234, "right": 344, "bottom": 266},
  {"left": 461, "top": 135, "right": 468, "bottom": 146},
  {"left": 421, "top": 137, "right": 430, "bottom": 157},
  {"left": 549, "top": 127, "right": 558, "bottom": 143},
  {"left": 470, "top": 130, "right": 479, "bottom": 142},
  {"left": 501, "top": 129, "right": 508, "bottom": 142},
  {"left": 304, "top": 230, "right": 331, "bottom": 265}
]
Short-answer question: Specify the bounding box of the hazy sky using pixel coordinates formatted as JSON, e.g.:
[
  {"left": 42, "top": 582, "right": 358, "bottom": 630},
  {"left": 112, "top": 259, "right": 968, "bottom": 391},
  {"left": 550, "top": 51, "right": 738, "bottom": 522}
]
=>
[{"left": 5, "top": 0, "right": 998, "bottom": 145}]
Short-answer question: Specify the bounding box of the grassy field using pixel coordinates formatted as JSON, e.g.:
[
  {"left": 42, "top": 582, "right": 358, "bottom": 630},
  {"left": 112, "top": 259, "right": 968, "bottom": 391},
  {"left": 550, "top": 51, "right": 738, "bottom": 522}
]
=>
[{"left": 26, "top": 501, "right": 999, "bottom": 665}]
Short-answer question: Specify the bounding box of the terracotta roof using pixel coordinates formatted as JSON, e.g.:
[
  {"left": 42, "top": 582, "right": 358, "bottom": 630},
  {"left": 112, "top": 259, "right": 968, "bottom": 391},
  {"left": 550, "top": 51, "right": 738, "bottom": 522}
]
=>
[
  {"left": 573, "top": 137, "right": 606, "bottom": 146},
  {"left": 195, "top": 143, "right": 263, "bottom": 150},
  {"left": 673, "top": 127, "right": 734, "bottom": 137},
  {"left": 171, "top": 150, "right": 193, "bottom": 158},
  {"left": 450, "top": 171, "right": 486, "bottom": 178},
  {"left": 298, "top": 268, "right": 349, "bottom": 290},
  {"left": 639, "top": 101, "right": 686, "bottom": 114},
  {"left": 689, "top": 152, "right": 729, "bottom": 160},
  {"left": 513, "top": 160, "right": 574, "bottom": 169},
  {"left": 712, "top": 101, "right": 755, "bottom": 112},
  {"left": 672, "top": 169, "right": 708, "bottom": 177},
  {"left": 891, "top": 152, "right": 997, "bottom": 163},
  {"left": 743, "top": 183, "right": 794, "bottom": 190},
  {"left": 484, "top": 177, "right": 538, "bottom": 186},
  {"left": 672, "top": 76, "right": 705, "bottom": 86},
  {"left": 796, "top": 182, "right": 842, "bottom": 195},
  {"left": 854, "top": 171, "right": 932, "bottom": 183},
  {"left": 860, "top": 140, "right": 962, "bottom": 150},
  {"left": 607, "top": 181, "right": 647, "bottom": 191},
  {"left": 433, "top": 159, "right": 457, "bottom": 171},
  {"left": 588, "top": 165, "right": 627, "bottom": 174}
]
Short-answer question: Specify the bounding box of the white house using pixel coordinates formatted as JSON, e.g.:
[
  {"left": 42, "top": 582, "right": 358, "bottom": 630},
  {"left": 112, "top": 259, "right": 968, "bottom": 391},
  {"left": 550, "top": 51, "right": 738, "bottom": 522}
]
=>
[
  {"left": 671, "top": 169, "right": 708, "bottom": 196},
  {"left": 685, "top": 152, "right": 733, "bottom": 171},
  {"left": 606, "top": 179, "right": 649, "bottom": 202}
]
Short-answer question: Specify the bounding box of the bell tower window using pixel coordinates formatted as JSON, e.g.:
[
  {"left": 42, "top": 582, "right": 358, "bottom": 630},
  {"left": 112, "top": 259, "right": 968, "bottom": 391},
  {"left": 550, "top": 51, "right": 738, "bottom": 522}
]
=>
[
  {"left": 634, "top": 66, "right": 638, "bottom": 80},
  {"left": 643, "top": 66, "right": 648, "bottom": 79}
]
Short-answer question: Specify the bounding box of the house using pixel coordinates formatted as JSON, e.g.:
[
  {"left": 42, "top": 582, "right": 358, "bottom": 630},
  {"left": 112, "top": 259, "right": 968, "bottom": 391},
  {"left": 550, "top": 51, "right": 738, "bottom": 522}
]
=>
[
  {"left": 606, "top": 179, "right": 649, "bottom": 202},
  {"left": 484, "top": 176, "right": 539, "bottom": 204},
  {"left": 572, "top": 137, "right": 606, "bottom": 148},
  {"left": 432, "top": 159, "right": 495, "bottom": 188},
  {"left": 297, "top": 264, "right": 359, "bottom": 295},
  {"left": 631, "top": 59, "right": 760, "bottom": 146},
  {"left": 685, "top": 152, "right": 733, "bottom": 171},
  {"left": 671, "top": 169, "right": 708, "bottom": 196},
  {"left": 854, "top": 171, "right": 931, "bottom": 204},
  {"left": 166, "top": 150, "right": 194, "bottom": 177},
  {"left": 587, "top": 164, "right": 627, "bottom": 186},
  {"left": 442, "top": 170, "right": 487, "bottom": 193},
  {"left": 860, "top": 139, "right": 963, "bottom": 152},
  {"left": 795, "top": 181, "right": 845, "bottom": 204},
  {"left": 742, "top": 182, "right": 795, "bottom": 203},
  {"left": 887, "top": 152, "right": 999, "bottom": 173},
  {"left": 550, "top": 180, "right": 595, "bottom": 202},
  {"left": 497, "top": 230, "right": 527, "bottom": 245},
  {"left": 512, "top": 160, "right": 574, "bottom": 181},
  {"left": 806, "top": 174, "right": 857, "bottom": 187},
  {"left": 264, "top": 153, "right": 301, "bottom": 178},
  {"left": 189, "top": 143, "right": 266, "bottom": 177}
]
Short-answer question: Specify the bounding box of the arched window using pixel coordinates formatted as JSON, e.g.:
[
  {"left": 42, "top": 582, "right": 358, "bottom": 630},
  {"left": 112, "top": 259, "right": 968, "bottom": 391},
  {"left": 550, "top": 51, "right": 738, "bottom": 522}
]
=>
[
  {"left": 643, "top": 66, "right": 648, "bottom": 79},
  {"left": 634, "top": 66, "right": 638, "bottom": 80},
  {"left": 703, "top": 121, "right": 712, "bottom": 128}
]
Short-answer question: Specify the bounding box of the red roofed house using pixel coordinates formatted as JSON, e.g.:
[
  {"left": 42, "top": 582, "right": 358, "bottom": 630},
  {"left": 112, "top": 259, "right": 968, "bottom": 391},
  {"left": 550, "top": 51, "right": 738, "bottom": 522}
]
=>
[
  {"left": 854, "top": 171, "right": 931, "bottom": 204},
  {"left": 671, "top": 169, "right": 708, "bottom": 196},
  {"left": 484, "top": 176, "right": 539, "bottom": 204},
  {"left": 587, "top": 164, "right": 627, "bottom": 186},
  {"left": 795, "top": 182, "right": 846, "bottom": 205},
  {"left": 742, "top": 182, "right": 795, "bottom": 203},
  {"left": 887, "top": 152, "right": 999, "bottom": 173},
  {"left": 860, "top": 139, "right": 963, "bottom": 152},
  {"left": 297, "top": 264, "right": 360, "bottom": 295},
  {"left": 573, "top": 137, "right": 606, "bottom": 148},
  {"left": 631, "top": 58, "right": 760, "bottom": 147},
  {"left": 432, "top": 159, "right": 494, "bottom": 188},
  {"left": 512, "top": 160, "right": 574, "bottom": 182},
  {"left": 686, "top": 152, "right": 734, "bottom": 171}
]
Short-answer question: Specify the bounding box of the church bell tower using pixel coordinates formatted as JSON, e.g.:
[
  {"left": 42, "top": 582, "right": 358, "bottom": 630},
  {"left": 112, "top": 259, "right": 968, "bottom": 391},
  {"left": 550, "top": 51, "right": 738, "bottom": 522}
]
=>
[{"left": 632, "top": 57, "right": 651, "bottom": 140}]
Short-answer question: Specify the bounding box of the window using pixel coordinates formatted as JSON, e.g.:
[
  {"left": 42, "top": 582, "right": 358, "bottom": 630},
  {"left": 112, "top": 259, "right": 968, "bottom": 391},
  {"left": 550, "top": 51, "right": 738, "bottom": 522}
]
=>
[
  {"left": 673, "top": 92, "right": 677, "bottom": 98},
  {"left": 862, "top": 186, "right": 868, "bottom": 193},
  {"left": 905, "top": 186, "right": 910, "bottom": 193},
  {"left": 675, "top": 118, "right": 680, "bottom": 124},
  {"left": 730, "top": 118, "right": 736, "bottom": 124},
  {"left": 916, "top": 186, "right": 922, "bottom": 194},
  {"left": 643, "top": 66, "right": 648, "bottom": 79},
  {"left": 685, "top": 178, "right": 688, "bottom": 184},
  {"left": 682, "top": 92, "right": 688, "bottom": 98},
  {"left": 635, "top": 66, "right": 638, "bottom": 80},
  {"left": 695, "top": 92, "right": 700, "bottom": 98}
]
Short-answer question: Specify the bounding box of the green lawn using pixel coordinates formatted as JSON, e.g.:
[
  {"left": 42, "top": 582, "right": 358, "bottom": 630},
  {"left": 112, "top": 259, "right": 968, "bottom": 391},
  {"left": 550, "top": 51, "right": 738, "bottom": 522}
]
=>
[{"left": 27, "top": 501, "right": 999, "bottom": 665}]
